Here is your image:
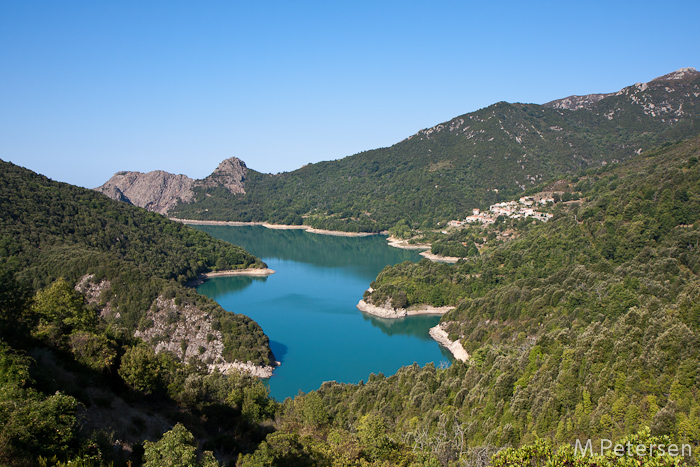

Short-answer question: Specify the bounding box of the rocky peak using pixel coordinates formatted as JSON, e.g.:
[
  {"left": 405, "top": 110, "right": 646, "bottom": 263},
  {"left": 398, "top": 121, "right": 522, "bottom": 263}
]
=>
[
  {"left": 544, "top": 67, "right": 699, "bottom": 111},
  {"left": 198, "top": 157, "right": 247, "bottom": 194},
  {"left": 651, "top": 67, "right": 699, "bottom": 82}
]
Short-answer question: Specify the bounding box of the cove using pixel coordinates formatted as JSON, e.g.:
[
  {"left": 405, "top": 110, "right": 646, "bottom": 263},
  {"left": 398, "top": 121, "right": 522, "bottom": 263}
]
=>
[{"left": 193, "top": 225, "right": 452, "bottom": 401}]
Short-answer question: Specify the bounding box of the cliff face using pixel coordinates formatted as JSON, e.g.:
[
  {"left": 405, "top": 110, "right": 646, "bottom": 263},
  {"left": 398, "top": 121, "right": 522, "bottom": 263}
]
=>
[
  {"left": 95, "top": 170, "right": 195, "bottom": 214},
  {"left": 95, "top": 157, "right": 247, "bottom": 214},
  {"left": 197, "top": 157, "right": 247, "bottom": 194}
]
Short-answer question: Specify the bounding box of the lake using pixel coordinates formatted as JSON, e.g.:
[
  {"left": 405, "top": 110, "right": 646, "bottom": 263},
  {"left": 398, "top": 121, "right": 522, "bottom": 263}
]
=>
[{"left": 193, "top": 225, "right": 453, "bottom": 401}]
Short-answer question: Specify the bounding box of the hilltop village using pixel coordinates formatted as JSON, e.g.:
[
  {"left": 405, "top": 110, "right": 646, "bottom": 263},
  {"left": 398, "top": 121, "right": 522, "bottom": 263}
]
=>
[{"left": 448, "top": 194, "right": 556, "bottom": 227}]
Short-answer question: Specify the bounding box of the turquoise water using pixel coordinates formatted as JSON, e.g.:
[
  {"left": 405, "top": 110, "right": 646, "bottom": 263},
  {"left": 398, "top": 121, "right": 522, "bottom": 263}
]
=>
[{"left": 194, "top": 225, "right": 452, "bottom": 401}]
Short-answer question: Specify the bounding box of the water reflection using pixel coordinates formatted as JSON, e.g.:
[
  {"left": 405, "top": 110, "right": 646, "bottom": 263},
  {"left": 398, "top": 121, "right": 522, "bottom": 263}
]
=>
[
  {"left": 269, "top": 340, "right": 288, "bottom": 364},
  {"left": 360, "top": 312, "right": 441, "bottom": 340},
  {"left": 199, "top": 275, "right": 268, "bottom": 296},
  {"left": 194, "top": 225, "right": 420, "bottom": 278}
]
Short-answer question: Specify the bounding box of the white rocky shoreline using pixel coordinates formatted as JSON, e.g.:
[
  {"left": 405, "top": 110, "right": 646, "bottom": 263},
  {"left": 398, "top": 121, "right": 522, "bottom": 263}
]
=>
[
  {"left": 356, "top": 298, "right": 454, "bottom": 319},
  {"left": 176, "top": 220, "right": 465, "bottom": 261},
  {"left": 186, "top": 267, "right": 275, "bottom": 287},
  {"left": 201, "top": 268, "right": 276, "bottom": 278},
  {"left": 386, "top": 236, "right": 464, "bottom": 263},
  {"left": 429, "top": 322, "right": 469, "bottom": 362},
  {"left": 209, "top": 360, "right": 279, "bottom": 379}
]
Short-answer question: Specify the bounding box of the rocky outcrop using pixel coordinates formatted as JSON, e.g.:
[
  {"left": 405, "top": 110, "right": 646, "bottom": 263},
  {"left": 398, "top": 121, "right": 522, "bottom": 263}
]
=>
[
  {"left": 197, "top": 157, "right": 247, "bottom": 194},
  {"left": 651, "top": 67, "right": 699, "bottom": 82},
  {"left": 95, "top": 157, "right": 248, "bottom": 214},
  {"left": 134, "top": 296, "right": 276, "bottom": 377},
  {"left": 95, "top": 170, "right": 195, "bottom": 214},
  {"left": 75, "top": 274, "right": 114, "bottom": 318},
  {"left": 544, "top": 93, "right": 610, "bottom": 111}
]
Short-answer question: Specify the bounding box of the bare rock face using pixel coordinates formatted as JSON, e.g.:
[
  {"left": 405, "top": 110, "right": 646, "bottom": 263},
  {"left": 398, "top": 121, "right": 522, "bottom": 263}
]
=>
[
  {"left": 133, "top": 296, "right": 276, "bottom": 377},
  {"left": 95, "top": 157, "right": 247, "bottom": 214},
  {"left": 651, "top": 67, "right": 699, "bottom": 82},
  {"left": 96, "top": 170, "right": 195, "bottom": 214},
  {"left": 135, "top": 296, "right": 225, "bottom": 365},
  {"left": 75, "top": 274, "right": 114, "bottom": 318},
  {"left": 197, "top": 157, "right": 247, "bottom": 194},
  {"left": 98, "top": 184, "right": 133, "bottom": 205}
]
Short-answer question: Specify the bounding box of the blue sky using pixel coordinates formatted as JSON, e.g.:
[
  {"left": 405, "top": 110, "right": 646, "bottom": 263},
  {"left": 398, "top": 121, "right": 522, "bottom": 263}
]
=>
[{"left": 1, "top": 1, "right": 699, "bottom": 188}]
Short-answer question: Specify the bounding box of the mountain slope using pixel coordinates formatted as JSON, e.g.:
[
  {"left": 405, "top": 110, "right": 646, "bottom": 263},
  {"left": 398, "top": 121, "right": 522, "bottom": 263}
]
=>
[
  {"left": 144, "top": 68, "right": 699, "bottom": 231},
  {"left": 0, "top": 159, "right": 273, "bottom": 366},
  {"left": 0, "top": 160, "right": 284, "bottom": 465},
  {"left": 235, "top": 136, "right": 700, "bottom": 466}
]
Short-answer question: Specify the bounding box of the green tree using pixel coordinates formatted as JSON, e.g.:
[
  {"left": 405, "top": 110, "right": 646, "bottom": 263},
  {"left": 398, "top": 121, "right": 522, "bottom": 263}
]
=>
[
  {"left": 32, "top": 279, "right": 96, "bottom": 344},
  {"left": 118, "top": 344, "right": 163, "bottom": 395},
  {"left": 143, "top": 423, "right": 219, "bottom": 467}
]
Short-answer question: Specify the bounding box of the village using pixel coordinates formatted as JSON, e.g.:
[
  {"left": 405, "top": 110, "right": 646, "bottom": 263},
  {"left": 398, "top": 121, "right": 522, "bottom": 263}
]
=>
[{"left": 448, "top": 194, "right": 555, "bottom": 227}]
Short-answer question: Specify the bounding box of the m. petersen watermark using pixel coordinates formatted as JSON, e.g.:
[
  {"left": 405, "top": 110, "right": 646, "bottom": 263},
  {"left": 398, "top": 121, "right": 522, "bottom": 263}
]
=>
[{"left": 575, "top": 438, "right": 691, "bottom": 457}]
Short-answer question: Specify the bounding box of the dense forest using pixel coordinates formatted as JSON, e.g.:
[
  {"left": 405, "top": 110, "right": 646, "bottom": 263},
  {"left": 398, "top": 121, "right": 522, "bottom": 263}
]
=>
[
  {"left": 231, "top": 136, "right": 700, "bottom": 466},
  {"left": 2, "top": 132, "right": 699, "bottom": 464},
  {"left": 169, "top": 72, "right": 700, "bottom": 233},
  {"left": 0, "top": 271, "right": 277, "bottom": 466},
  {"left": 0, "top": 160, "right": 283, "bottom": 464},
  {"left": 0, "top": 160, "right": 273, "bottom": 366}
]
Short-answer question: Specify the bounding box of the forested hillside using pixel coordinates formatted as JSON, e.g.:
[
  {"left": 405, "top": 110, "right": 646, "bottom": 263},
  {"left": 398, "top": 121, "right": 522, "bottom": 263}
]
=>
[
  {"left": 0, "top": 159, "right": 273, "bottom": 365},
  {"left": 169, "top": 69, "right": 700, "bottom": 232},
  {"left": 234, "top": 136, "right": 700, "bottom": 465},
  {"left": 0, "top": 160, "right": 280, "bottom": 465}
]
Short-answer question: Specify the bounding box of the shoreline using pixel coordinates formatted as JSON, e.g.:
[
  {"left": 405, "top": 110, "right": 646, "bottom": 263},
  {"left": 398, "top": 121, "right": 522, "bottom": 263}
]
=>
[
  {"left": 386, "top": 235, "right": 431, "bottom": 250},
  {"left": 209, "top": 360, "right": 279, "bottom": 379},
  {"left": 419, "top": 251, "right": 462, "bottom": 263},
  {"left": 171, "top": 218, "right": 377, "bottom": 237},
  {"left": 356, "top": 298, "right": 455, "bottom": 319},
  {"left": 173, "top": 219, "right": 465, "bottom": 263},
  {"left": 187, "top": 267, "right": 276, "bottom": 287},
  {"left": 386, "top": 236, "right": 465, "bottom": 263},
  {"left": 202, "top": 268, "right": 276, "bottom": 278},
  {"left": 429, "top": 322, "right": 469, "bottom": 362}
]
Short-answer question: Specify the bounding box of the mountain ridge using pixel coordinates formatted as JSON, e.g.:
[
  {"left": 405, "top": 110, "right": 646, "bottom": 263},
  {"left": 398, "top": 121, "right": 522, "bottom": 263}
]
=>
[{"left": 97, "top": 68, "right": 700, "bottom": 233}]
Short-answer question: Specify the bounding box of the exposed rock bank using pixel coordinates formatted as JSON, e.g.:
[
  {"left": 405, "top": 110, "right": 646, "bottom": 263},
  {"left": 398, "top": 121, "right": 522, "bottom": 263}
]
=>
[
  {"left": 386, "top": 236, "right": 431, "bottom": 250},
  {"left": 201, "top": 268, "right": 276, "bottom": 278},
  {"left": 356, "top": 298, "right": 454, "bottom": 319},
  {"left": 209, "top": 361, "right": 277, "bottom": 378},
  {"left": 419, "top": 251, "right": 461, "bottom": 263},
  {"left": 429, "top": 322, "right": 469, "bottom": 362},
  {"left": 306, "top": 228, "right": 376, "bottom": 237},
  {"left": 134, "top": 296, "right": 276, "bottom": 377}
]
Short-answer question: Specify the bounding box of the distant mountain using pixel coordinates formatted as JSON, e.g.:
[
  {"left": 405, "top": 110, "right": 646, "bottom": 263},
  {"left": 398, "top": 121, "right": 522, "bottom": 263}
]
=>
[
  {"left": 98, "top": 68, "right": 700, "bottom": 231},
  {"left": 96, "top": 156, "right": 247, "bottom": 214}
]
